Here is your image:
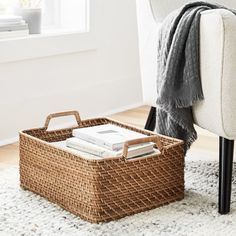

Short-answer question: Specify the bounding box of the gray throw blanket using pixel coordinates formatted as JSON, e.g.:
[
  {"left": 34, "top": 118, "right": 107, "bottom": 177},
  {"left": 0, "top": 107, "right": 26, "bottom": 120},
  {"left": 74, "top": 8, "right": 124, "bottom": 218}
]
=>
[{"left": 156, "top": 1, "right": 236, "bottom": 153}]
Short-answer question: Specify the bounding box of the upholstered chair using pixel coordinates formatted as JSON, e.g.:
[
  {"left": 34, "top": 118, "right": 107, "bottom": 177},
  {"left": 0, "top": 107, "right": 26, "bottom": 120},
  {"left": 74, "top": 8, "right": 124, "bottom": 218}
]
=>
[{"left": 144, "top": 0, "right": 236, "bottom": 214}]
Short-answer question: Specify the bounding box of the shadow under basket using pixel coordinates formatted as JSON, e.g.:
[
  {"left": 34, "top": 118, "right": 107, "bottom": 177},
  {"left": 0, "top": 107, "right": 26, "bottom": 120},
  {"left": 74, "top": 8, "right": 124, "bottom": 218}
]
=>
[{"left": 19, "top": 111, "right": 185, "bottom": 223}]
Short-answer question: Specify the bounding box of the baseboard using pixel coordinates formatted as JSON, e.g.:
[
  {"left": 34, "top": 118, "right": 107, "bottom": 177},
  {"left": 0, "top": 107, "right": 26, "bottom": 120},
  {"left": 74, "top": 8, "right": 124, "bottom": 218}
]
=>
[
  {"left": 0, "top": 102, "right": 145, "bottom": 147},
  {"left": 0, "top": 137, "right": 19, "bottom": 147}
]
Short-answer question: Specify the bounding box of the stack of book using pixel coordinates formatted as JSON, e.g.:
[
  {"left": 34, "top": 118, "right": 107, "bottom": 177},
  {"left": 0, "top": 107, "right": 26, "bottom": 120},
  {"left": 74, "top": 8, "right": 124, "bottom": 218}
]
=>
[
  {"left": 54, "top": 124, "right": 158, "bottom": 160},
  {"left": 0, "top": 15, "right": 29, "bottom": 39}
]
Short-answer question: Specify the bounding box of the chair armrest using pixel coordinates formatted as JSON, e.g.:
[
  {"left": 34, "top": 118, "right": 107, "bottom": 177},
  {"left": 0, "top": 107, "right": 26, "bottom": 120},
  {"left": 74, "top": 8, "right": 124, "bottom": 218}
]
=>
[{"left": 193, "top": 9, "right": 236, "bottom": 139}]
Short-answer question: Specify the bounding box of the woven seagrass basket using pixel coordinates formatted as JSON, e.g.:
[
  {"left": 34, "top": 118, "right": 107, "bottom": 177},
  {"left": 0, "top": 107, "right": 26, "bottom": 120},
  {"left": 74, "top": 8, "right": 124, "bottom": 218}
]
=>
[{"left": 19, "top": 111, "right": 184, "bottom": 223}]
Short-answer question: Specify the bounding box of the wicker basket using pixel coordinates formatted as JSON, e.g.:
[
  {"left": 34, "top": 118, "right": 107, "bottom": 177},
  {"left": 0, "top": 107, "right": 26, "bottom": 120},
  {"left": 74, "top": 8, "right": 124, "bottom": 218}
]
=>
[{"left": 19, "top": 111, "right": 184, "bottom": 223}]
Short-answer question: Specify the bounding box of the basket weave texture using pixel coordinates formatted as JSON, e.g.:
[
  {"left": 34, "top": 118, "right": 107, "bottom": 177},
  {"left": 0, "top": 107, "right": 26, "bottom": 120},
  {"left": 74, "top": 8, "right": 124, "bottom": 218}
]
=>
[{"left": 19, "top": 111, "right": 184, "bottom": 223}]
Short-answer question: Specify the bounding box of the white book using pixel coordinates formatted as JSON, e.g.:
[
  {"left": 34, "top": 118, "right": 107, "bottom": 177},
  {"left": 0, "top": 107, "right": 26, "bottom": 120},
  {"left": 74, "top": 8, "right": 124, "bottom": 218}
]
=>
[
  {"left": 0, "top": 24, "right": 28, "bottom": 32},
  {"left": 0, "top": 30, "right": 29, "bottom": 39},
  {"left": 51, "top": 140, "right": 159, "bottom": 160},
  {"left": 51, "top": 141, "right": 103, "bottom": 160},
  {"left": 72, "top": 124, "right": 148, "bottom": 151},
  {"left": 0, "top": 21, "right": 26, "bottom": 27},
  {"left": 0, "top": 15, "right": 23, "bottom": 23},
  {"left": 66, "top": 137, "right": 155, "bottom": 158}
]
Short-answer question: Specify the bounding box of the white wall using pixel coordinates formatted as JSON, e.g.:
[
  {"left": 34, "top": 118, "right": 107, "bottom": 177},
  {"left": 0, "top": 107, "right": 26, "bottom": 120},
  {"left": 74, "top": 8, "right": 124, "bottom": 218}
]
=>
[{"left": 0, "top": 0, "right": 142, "bottom": 144}]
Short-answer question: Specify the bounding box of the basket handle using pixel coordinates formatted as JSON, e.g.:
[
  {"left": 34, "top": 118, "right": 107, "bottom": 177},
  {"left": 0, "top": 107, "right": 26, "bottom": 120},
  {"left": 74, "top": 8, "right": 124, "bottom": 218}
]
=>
[
  {"left": 44, "top": 111, "right": 81, "bottom": 130},
  {"left": 122, "top": 135, "right": 164, "bottom": 159}
]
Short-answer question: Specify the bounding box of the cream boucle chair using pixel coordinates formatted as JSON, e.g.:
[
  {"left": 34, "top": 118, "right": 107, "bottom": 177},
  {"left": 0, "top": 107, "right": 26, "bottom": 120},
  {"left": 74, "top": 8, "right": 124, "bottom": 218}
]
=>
[{"left": 145, "top": 0, "right": 236, "bottom": 214}]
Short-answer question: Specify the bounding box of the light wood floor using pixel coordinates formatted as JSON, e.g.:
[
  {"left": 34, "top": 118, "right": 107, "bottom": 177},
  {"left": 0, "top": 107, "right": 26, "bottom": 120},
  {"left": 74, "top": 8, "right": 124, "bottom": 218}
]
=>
[{"left": 0, "top": 106, "right": 222, "bottom": 168}]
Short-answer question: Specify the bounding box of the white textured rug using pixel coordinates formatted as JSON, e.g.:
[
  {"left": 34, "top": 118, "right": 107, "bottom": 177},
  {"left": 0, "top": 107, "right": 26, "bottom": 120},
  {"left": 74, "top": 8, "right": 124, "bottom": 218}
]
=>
[{"left": 1, "top": 161, "right": 236, "bottom": 236}]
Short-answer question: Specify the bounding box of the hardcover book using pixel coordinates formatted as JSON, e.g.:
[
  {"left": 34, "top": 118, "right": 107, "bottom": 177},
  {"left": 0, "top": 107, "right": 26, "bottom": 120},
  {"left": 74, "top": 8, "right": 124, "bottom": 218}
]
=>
[
  {"left": 72, "top": 124, "right": 149, "bottom": 151},
  {"left": 66, "top": 137, "right": 155, "bottom": 158}
]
